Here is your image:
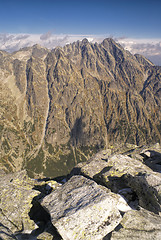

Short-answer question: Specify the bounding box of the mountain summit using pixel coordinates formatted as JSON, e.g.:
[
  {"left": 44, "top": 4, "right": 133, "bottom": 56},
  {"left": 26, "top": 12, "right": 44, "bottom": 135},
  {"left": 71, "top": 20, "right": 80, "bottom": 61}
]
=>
[{"left": 0, "top": 38, "right": 161, "bottom": 177}]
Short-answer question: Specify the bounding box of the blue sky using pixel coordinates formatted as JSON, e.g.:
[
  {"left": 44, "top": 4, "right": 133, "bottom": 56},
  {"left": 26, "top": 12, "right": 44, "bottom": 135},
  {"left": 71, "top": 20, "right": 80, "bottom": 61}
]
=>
[{"left": 0, "top": 0, "right": 161, "bottom": 38}]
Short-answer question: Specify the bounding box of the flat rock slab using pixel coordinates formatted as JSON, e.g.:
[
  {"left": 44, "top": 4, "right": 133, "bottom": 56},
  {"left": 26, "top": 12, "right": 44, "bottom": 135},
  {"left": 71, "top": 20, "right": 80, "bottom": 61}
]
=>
[
  {"left": 0, "top": 223, "right": 18, "bottom": 240},
  {"left": 0, "top": 170, "right": 39, "bottom": 234},
  {"left": 106, "top": 154, "right": 161, "bottom": 213},
  {"left": 111, "top": 208, "right": 161, "bottom": 240},
  {"left": 68, "top": 150, "right": 110, "bottom": 179},
  {"left": 70, "top": 153, "right": 161, "bottom": 213},
  {"left": 41, "top": 175, "right": 123, "bottom": 240},
  {"left": 0, "top": 170, "right": 59, "bottom": 238}
]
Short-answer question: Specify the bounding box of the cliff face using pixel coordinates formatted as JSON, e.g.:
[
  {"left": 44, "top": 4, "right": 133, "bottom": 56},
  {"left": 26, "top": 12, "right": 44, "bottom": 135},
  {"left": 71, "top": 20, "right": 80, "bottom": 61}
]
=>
[{"left": 0, "top": 39, "right": 161, "bottom": 177}]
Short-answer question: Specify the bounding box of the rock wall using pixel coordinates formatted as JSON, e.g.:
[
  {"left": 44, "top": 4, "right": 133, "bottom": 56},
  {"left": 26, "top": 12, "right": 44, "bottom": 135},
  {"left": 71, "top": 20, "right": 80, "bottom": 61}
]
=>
[{"left": 0, "top": 39, "right": 161, "bottom": 177}]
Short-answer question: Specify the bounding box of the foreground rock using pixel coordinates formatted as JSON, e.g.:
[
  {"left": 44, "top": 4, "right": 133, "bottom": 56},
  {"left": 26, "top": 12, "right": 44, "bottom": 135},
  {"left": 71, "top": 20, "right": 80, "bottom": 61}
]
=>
[
  {"left": 0, "top": 170, "right": 39, "bottom": 234},
  {"left": 41, "top": 175, "right": 132, "bottom": 240},
  {"left": 0, "top": 223, "right": 17, "bottom": 240},
  {"left": 70, "top": 151, "right": 161, "bottom": 214},
  {"left": 111, "top": 208, "right": 161, "bottom": 240},
  {"left": 0, "top": 170, "right": 59, "bottom": 239},
  {"left": 1, "top": 144, "right": 161, "bottom": 239},
  {"left": 106, "top": 154, "right": 161, "bottom": 213}
]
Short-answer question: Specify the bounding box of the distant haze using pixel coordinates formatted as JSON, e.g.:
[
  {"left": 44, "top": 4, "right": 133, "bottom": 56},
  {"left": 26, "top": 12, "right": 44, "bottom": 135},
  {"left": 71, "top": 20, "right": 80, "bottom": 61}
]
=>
[{"left": 0, "top": 33, "right": 161, "bottom": 66}]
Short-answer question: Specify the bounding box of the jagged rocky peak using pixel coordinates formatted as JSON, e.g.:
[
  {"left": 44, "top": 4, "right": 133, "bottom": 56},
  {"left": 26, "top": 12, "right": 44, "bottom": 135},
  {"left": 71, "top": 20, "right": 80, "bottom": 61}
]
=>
[
  {"left": 0, "top": 37, "right": 161, "bottom": 178},
  {"left": 81, "top": 38, "right": 89, "bottom": 44},
  {"left": 11, "top": 44, "right": 49, "bottom": 61},
  {"left": 0, "top": 49, "right": 10, "bottom": 57},
  {"left": 51, "top": 46, "right": 65, "bottom": 59},
  {"left": 102, "top": 37, "right": 116, "bottom": 46},
  {"left": 31, "top": 44, "right": 49, "bottom": 58},
  {"left": 135, "top": 53, "right": 155, "bottom": 67},
  {"left": 102, "top": 37, "right": 124, "bottom": 52}
]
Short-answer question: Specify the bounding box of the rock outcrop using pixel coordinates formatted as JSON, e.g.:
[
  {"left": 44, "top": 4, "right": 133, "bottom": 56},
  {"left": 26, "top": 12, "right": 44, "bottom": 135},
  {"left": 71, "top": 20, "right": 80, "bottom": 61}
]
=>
[
  {"left": 70, "top": 145, "right": 161, "bottom": 214},
  {"left": 0, "top": 170, "right": 60, "bottom": 240},
  {"left": 0, "top": 144, "right": 161, "bottom": 239},
  {"left": 0, "top": 170, "right": 39, "bottom": 234},
  {"left": 111, "top": 208, "right": 161, "bottom": 240},
  {"left": 41, "top": 175, "right": 129, "bottom": 240},
  {"left": 0, "top": 39, "right": 161, "bottom": 177}
]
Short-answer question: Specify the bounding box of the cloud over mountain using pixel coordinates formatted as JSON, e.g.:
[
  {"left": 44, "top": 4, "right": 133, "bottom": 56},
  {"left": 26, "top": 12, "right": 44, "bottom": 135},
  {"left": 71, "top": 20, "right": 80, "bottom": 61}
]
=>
[
  {"left": 0, "top": 33, "right": 161, "bottom": 65},
  {"left": 40, "top": 31, "right": 52, "bottom": 40},
  {"left": 117, "top": 38, "right": 161, "bottom": 66}
]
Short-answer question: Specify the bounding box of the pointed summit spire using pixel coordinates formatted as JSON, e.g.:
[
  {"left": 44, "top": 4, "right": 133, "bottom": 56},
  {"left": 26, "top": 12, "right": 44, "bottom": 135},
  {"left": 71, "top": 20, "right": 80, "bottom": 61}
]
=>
[{"left": 82, "top": 38, "right": 89, "bottom": 44}]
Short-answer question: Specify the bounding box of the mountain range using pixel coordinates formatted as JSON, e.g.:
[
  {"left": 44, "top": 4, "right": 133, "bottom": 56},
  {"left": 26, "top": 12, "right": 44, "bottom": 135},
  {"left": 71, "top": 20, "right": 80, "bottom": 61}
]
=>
[
  {"left": 1, "top": 34, "right": 161, "bottom": 65},
  {"left": 0, "top": 38, "right": 161, "bottom": 178}
]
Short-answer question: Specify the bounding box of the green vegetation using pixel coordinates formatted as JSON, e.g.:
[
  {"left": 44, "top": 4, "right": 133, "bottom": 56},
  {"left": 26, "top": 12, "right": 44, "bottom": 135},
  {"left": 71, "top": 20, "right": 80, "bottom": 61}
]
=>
[
  {"left": 24, "top": 144, "right": 31, "bottom": 156},
  {"left": 80, "top": 145, "right": 98, "bottom": 157},
  {"left": 112, "top": 119, "right": 136, "bottom": 143},
  {"left": 0, "top": 124, "right": 4, "bottom": 138},
  {"left": 12, "top": 152, "right": 18, "bottom": 159},
  {"left": 45, "top": 141, "right": 55, "bottom": 155},
  {"left": 0, "top": 157, "right": 13, "bottom": 172},
  {"left": 23, "top": 120, "right": 35, "bottom": 134},
  {"left": 0, "top": 124, "right": 3, "bottom": 132},
  {"left": 48, "top": 128, "right": 56, "bottom": 134},
  {"left": 27, "top": 147, "right": 44, "bottom": 177},
  {"left": 26, "top": 141, "right": 102, "bottom": 178}
]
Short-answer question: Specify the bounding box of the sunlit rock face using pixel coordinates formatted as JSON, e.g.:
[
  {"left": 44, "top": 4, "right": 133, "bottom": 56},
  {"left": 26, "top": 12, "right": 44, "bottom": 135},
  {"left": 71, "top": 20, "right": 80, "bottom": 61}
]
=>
[{"left": 0, "top": 39, "right": 161, "bottom": 178}]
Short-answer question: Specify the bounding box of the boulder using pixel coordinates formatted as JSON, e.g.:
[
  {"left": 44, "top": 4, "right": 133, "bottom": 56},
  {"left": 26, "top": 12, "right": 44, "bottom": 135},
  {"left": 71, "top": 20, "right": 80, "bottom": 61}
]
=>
[
  {"left": 103, "top": 154, "right": 161, "bottom": 213},
  {"left": 140, "top": 149, "right": 161, "bottom": 172},
  {"left": 1, "top": 145, "right": 161, "bottom": 239},
  {"left": 0, "top": 223, "right": 18, "bottom": 240},
  {"left": 69, "top": 156, "right": 108, "bottom": 179},
  {"left": 127, "top": 143, "right": 161, "bottom": 172},
  {"left": 36, "top": 232, "right": 54, "bottom": 240},
  {"left": 111, "top": 208, "right": 161, "bottom": 240},
  {"left": 69, "top": 152, "right": 161, "bottom": 213},
  {"left": 41, "top": 175, "right": 131, "bottom": 240},
  {"left": 0, "top": 170, "right": 59, "bottom": 239},
  {"left": 0, "top": 170, "right": 39, "bottom": 234},
  {"left": 68, "top": 149, "right": 110, "bottom": 179}
]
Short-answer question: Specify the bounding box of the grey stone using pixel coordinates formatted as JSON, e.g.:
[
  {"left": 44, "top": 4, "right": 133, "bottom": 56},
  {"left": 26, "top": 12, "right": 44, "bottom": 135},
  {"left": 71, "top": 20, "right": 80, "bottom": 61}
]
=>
[
  {"left": 70, "top": 153, "right": 161, "bottom": 214},
  {"left": 102, "top": 155, "right": 161, "bottom": 213},
  {"left": 69, "top": 156, "right": 108, "bottom": 179},
  {"left": 0, "top": 170, "right": 59, "bottom": 239},
  {"left": 0, "top": 170, "right": 39, "bottom": 234},
  {"left": 111, "top": 208, "right": 161, "bottom": 240},
  {"left": 0, "top": 223, "right": 18, "bottom": 239},
  {"left": 41, "top": 175, "right": 128, "bottom": 240}
]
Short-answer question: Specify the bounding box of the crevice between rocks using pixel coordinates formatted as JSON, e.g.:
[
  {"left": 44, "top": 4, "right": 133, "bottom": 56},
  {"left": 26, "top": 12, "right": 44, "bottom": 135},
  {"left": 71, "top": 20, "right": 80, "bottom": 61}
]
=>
[
  {"left": 15, "top": 201, "right": 62, "bottom": 240},
  {"left": 14, "top": 183, "right": 63, "bottom": 240},
  {"left": 102, "top": 224, "right": 123, "bottom": 240}
]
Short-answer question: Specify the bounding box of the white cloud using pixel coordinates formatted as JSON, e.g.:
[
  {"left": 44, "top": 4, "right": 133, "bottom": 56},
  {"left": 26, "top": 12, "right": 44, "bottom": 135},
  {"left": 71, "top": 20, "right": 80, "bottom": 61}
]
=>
[
  {"left": 116, "top": 38, "right": 161, "bottom": 66},
  {"left": 0, "top": 33, "right": 103, "bottom": 52},
  {"left": 40, "top": 31, "right": 52, "bottom": 40},
  {"left": 0, "top": 33, "right": 161, "bottom": 65},
  {"left": 15, "top": 34, "right": 29, "bottom": 40}
]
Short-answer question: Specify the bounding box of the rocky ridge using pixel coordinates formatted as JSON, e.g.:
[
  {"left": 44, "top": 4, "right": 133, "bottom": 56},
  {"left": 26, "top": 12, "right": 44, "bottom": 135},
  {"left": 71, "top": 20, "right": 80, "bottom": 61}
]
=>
[
  {"left": 0, "top": 38, "right": 161, "bottom": 177},
  {"left": 0, "top": 143, "right": 161, "bottom": 239}
]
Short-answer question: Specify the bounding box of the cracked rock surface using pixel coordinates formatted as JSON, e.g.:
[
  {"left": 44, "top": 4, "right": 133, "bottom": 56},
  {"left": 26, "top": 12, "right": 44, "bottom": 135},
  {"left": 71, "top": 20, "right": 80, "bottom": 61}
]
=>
[
  {"left": 0, "top": 144, "right": 161, "bottom": 239},
  {"left": 41, "top": 175, "right": 127, "bottom": 240}
]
